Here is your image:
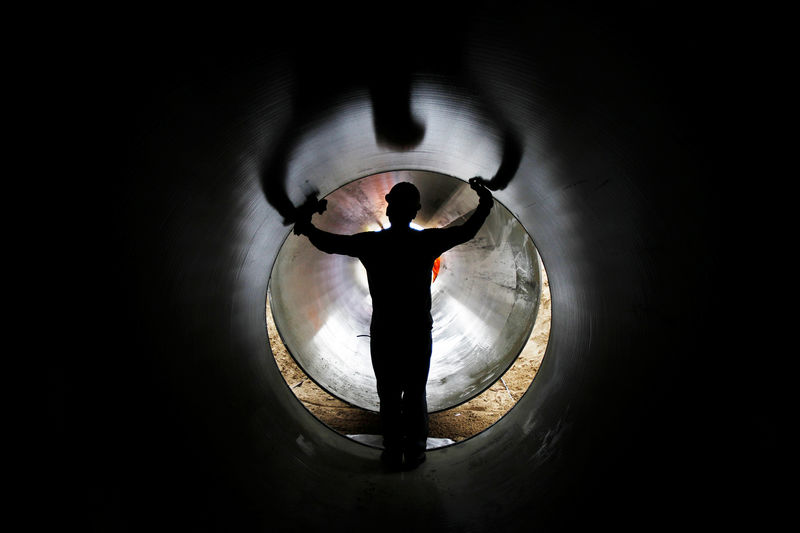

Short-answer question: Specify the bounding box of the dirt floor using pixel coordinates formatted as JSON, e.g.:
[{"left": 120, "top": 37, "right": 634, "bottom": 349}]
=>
[{"left": 267, "top": 272, "right": 550, "bottom": 443}]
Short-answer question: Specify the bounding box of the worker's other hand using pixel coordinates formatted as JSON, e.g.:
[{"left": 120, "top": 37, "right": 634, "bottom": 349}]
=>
[
  {"left": 293, "top": 195, "right": 327, "bottom": 235},
  {"left": 293, "top": 216, "right": 311, "bottom": 235},
  {"left": 469, "top": 177, "right": 493, "bottom": 203}
]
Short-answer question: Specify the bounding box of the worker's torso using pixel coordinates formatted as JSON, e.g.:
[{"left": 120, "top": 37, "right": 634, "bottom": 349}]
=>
[{"left": 358, "top": 228, "right": 440, "bottom": 329}]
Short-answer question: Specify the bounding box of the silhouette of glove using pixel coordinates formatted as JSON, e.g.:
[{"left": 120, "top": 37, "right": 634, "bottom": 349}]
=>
[
  {"left": 469, "top": 177, "right": 493, "bottom": 206},
  {"left": 293, "top": 217, "right": 311, "bottom": 236},
  {"left": 293, "top": 195, "right": 327, "bottom": 235}
]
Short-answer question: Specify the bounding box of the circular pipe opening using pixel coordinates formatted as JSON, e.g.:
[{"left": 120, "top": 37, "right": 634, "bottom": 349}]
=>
[
  {"left": 267, "top": 270, "right": 551, "bottom": 448},
  {"left": 267, "top": 170, "right": 550, "bottom": 447}
]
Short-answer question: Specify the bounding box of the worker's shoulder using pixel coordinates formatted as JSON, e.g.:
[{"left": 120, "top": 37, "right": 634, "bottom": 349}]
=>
[
  {"left": 419, "top": 226, "right": 454, "bottom": 239},
  {"left": 403, "top": 227, "right": 450, "bottom": 241},
  {"left": 349, "top": 230, "right": 379, "bottom": 246}
]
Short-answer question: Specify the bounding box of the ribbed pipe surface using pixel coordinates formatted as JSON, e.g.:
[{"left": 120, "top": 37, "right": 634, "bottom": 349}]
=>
[
  {"left": 64, "top": 6, "right": 747, "bottom": 532},
  {"left": 270, "top": 170, "right": 540, "bottom": 412}
]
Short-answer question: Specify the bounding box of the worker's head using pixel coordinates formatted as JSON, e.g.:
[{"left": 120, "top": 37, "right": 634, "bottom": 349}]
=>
[{"left": 385, "top": 182, "right": 421, "bottom": 226}]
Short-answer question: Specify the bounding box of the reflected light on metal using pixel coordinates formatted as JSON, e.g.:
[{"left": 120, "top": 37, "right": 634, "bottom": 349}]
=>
[{"left": 269, "top": 170, "right": 541, "bottom": 412}]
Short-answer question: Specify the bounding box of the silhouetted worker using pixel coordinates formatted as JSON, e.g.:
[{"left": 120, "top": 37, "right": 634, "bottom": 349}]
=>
[{"left": 294, "top": 178, "right": 493, "bottom": 470}]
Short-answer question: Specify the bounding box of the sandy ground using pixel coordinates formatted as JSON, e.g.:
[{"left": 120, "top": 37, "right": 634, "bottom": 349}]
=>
[{"left": 267, "top": 272, "right": 550, "bottom": 443}]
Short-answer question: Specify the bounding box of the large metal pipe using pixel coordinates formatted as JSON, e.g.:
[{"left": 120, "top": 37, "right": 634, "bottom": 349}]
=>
[
  {"left": 269, "top": 170, "right": 540, "bottom": 412},
  {"left": 63, "top": 6, "right": 761, "bottom": 532}
]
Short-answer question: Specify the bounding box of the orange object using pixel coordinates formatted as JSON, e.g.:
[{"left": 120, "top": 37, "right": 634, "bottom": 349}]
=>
[{"left": 432, "top": 256, "right": 441, "bottom": 283}]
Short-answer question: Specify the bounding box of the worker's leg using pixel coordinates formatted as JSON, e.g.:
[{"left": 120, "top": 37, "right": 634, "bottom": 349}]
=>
[
  {"left": 400, "top": 330, "right": 433, "bottom": 462},
  {"left": 370, "top": 333, "right": 404, "bottom": 457}
]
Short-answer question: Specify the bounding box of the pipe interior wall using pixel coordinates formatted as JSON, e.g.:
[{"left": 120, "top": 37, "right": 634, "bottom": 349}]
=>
[
  {"left": 270, "top": 170, "right": 540, "bottom": 412},
  {"left": 58, "top": 5, "right": 762, "bottom": 532}
]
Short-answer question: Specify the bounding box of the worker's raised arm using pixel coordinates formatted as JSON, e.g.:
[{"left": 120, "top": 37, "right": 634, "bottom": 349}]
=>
[
  {"left": 294, "top": 219, "right": 366, "bottom": 257},
  {"left": 429, "top": 177, "right": 494, "bottom": 254},
  {"left": 292, "top": 196, "right": 368, "bottom": 257}
]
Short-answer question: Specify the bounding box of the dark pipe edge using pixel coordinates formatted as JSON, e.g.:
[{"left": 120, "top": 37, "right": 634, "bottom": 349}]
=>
[{"left": 47, "top": 5, "right": 780, "bottom": 532}]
